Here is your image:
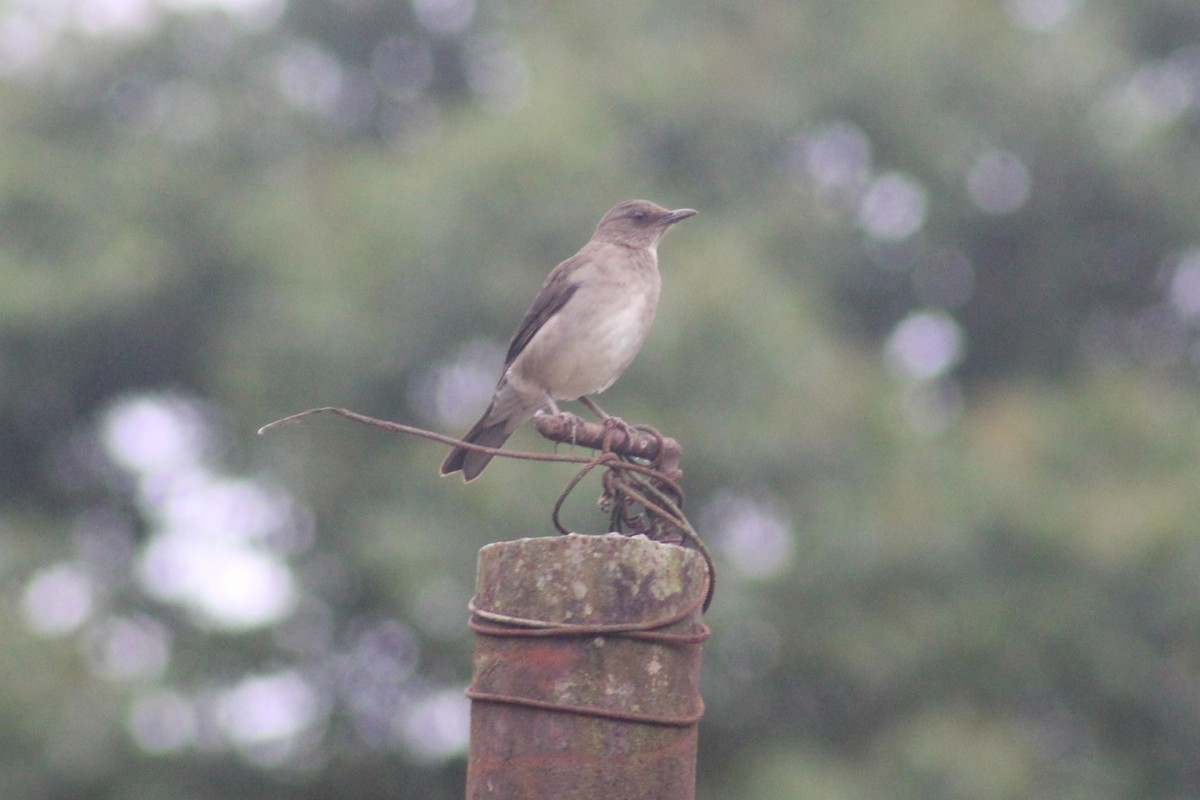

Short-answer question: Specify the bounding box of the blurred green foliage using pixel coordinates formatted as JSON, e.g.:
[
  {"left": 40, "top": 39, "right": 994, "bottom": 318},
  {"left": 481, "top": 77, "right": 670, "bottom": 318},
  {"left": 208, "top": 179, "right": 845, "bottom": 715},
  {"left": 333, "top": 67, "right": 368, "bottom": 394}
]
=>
[{"left": 1, "top": 0, "right": 1198, "bottom": 798}]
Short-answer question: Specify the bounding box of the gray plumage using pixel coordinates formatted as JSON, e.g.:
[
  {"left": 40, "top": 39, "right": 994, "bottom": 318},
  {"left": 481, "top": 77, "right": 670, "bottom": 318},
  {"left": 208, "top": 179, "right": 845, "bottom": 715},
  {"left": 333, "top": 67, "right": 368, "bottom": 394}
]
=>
[{"left": 441, "top": 199, "right": 696, "bottom": 481}]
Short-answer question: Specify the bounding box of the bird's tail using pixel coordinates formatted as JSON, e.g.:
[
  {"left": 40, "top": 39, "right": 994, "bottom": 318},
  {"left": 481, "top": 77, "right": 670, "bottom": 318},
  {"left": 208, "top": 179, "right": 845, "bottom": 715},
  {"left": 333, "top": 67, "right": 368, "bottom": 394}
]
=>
[{"left": 440, "top": 413, "right": 513, "bottom": 482}]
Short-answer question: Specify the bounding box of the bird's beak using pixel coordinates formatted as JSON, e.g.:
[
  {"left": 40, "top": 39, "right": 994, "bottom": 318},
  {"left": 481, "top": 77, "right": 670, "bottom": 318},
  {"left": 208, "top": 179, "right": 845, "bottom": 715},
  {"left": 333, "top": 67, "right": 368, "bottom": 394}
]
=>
[{"left": 664, "top": 208, "right": 698, "bottom": 225}]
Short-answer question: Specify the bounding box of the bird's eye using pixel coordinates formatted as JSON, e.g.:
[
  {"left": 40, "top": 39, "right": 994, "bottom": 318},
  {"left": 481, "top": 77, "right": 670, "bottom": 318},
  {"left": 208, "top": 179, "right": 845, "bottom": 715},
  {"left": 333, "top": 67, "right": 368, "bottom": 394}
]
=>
[{"left": 629, "top": 209, "right": 647, "bottom": 222}]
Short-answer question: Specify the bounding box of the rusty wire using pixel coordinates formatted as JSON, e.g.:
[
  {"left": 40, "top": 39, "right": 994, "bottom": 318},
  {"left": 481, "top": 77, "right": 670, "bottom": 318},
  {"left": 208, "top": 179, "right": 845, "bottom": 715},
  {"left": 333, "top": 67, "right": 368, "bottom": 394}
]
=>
[
  {"left": 259, "top": 405, "right": 716, "bottom": 610},
  {"left": 549, "top": 444, "right": 715, "bottom": 612},
  {"left": 466, "top": 585, "right": 710, "bottom": 727}
]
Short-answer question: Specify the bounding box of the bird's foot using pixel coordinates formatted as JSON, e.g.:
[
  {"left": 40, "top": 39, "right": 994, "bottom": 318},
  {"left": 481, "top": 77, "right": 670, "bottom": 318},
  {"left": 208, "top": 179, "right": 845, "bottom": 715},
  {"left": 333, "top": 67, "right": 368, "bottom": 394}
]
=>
[
  {"left": 540, "top": 393, "right": 563, "bottom": 416},
  {"left": 599, "top": 415, "right": 639, "bottom": 453},
  {"left": 534, "top": 396, "right": 567, "bottom": 424},
  {"left": 536, "top": 405, "right": 585, "bottom": 446}
]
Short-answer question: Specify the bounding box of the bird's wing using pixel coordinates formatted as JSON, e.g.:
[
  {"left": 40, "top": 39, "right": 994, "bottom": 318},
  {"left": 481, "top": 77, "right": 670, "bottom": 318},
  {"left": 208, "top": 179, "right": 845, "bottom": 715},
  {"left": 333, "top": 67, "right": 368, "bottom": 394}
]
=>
[{"left": 503, "top": 254, "right": 584, "bottom": 366}]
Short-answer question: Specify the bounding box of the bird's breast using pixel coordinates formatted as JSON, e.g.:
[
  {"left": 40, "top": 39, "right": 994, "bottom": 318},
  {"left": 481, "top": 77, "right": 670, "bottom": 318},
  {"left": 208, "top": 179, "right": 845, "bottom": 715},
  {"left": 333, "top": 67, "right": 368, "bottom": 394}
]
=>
[{"left": 510, "top": 263, "right": 660, "bottom": 401}]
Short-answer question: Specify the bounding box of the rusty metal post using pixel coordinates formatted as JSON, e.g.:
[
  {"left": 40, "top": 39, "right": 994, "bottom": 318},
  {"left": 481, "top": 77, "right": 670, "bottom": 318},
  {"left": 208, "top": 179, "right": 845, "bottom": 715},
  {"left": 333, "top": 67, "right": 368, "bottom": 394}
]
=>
[{"left": 466, "top": 532, "right": 709, "bottom": 800}]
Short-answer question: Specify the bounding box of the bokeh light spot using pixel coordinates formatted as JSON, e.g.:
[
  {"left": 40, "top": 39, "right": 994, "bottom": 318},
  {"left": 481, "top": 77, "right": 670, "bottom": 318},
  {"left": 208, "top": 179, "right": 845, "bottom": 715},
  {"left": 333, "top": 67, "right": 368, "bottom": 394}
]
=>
[
  {"left": 411, "top": 339, "right": 505, "bottom": 427},
  {"left": 966, "top": 151, "right": 1031, "bottom": 215},
  {"left": 859, "top": 173, "right": 928, "bottom": 241},
  {"left": 1093, "top": 61, "right": 1195, "bottom": 149},
  {"left": 400, "top": 688, "right": 470, "bottom": 763},
  {"left": 1168, "top": 249, "right": 1200, "bottom": 323},
  {"left": 1003, "top": 0, "right": 1080, "bottom": 32},
  {"left": 101, "top": 394, "right": 209, "bottom": 474},
  {"left": 791, "top": 121, "right": 872, "bottom": 193},
  {"left": 414, "top": 577, "right": 470, "bottom": 641},
  {"left": 86, "top": 616, "right": 171, "bottom": 681},
  {"left": 75, "top": 0, "right": 156, "bottom": 37},
  {"left": 336, "top": 618, "right": 421, "bottom": 746},
  {"left": 276, "top": 41, "right": 343, "bottom": 116},
  {"left": 22, "top": 563, "right": 94, "bottom": 637},
  {"left": 703, "top": 493, "right": 794, "bottom": 581},
  {"left": 101, "top": 394, "right": 303, "bottom": 632},
  {"left": 138, "top": 534, "right": 296, "bottom": 630},
  {"left": 885, "top": 310, "right": 965, "bottom": 380},
  {"left": 413, "top": 0, "right": 476, "bottom": 36},
  {"left": 216, "top": 671, "right": 321, "bottom": 750}
]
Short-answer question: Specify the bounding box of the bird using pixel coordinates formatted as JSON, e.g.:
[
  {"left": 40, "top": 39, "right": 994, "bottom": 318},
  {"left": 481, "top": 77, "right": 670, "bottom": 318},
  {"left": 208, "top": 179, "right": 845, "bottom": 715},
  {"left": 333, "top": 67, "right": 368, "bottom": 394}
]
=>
[{"left": 440, "top": 199, "right": 697, "bottom": 481}]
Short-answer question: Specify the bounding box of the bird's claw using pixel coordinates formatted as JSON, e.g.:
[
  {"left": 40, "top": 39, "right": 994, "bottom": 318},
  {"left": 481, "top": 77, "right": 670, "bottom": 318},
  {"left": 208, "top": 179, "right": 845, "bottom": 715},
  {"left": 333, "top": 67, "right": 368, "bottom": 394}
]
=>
[{"left": 599, "top": 415, "right": 637, "bottom": 452}]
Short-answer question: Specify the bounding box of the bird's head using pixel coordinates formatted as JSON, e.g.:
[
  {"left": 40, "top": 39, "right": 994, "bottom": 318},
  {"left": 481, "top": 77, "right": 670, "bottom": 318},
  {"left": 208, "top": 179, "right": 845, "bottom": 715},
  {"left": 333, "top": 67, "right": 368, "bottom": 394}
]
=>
[{"left": 591, "top": 200, "right": 697, "bottom": 248}]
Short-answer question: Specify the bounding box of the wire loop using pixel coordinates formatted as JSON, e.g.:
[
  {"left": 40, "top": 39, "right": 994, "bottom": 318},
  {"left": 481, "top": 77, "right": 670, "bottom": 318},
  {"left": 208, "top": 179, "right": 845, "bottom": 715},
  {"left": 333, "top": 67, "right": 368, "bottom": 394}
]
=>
[{"left": 258, "top": 405, "right": 716, "bottom": 610}]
